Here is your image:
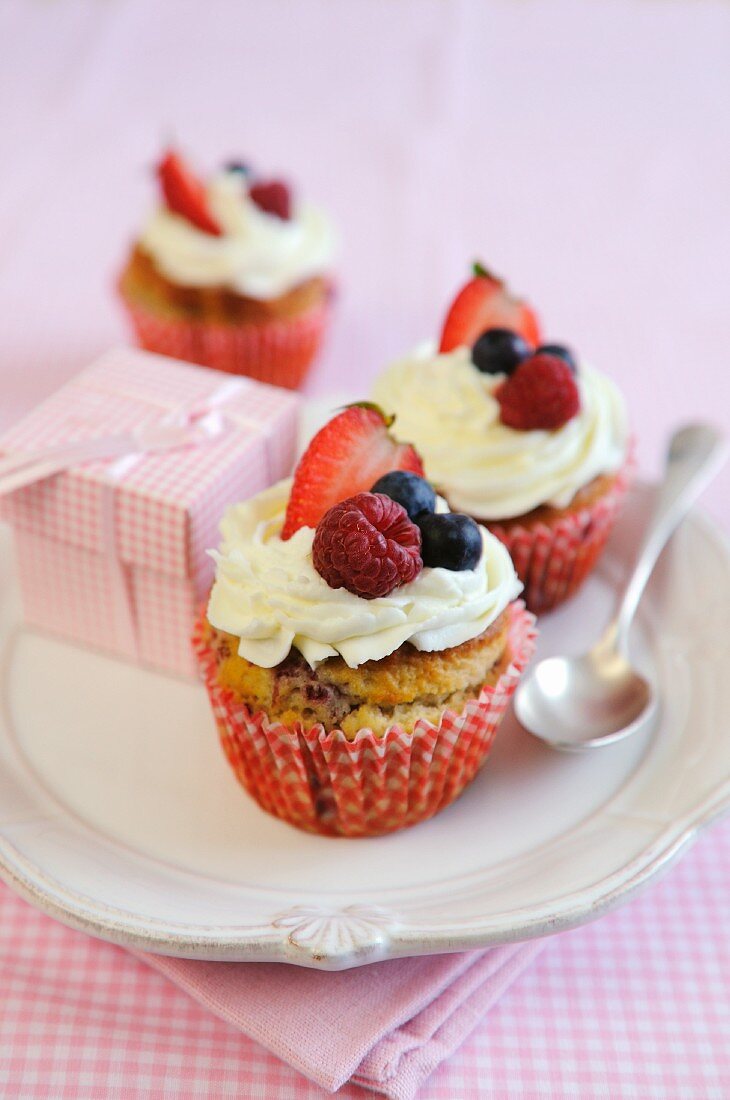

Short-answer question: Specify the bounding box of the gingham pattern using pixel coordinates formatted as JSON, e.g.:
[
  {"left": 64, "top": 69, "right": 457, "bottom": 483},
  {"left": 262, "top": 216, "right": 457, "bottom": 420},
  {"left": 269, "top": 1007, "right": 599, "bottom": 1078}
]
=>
[
  {"left": 194, "top": 603, "right": 537, "bottom": 837},
  {"left": 487, "top": 456, "right": 634, "bottom": 613},
  {"left": 10, "top": 528, "right": 200, "bottom": 675},
  {"left": 0, "top": 348, "right": 301, "bottom": 572},
  {"left": 121, "top": 290, "right": 332, "bottom": 390},
  {"left": 0, "top": 349, "right": 300, "bottom": 676},
  {"left": 0, "top": 818, "right": 727, "bottom": 1099}
]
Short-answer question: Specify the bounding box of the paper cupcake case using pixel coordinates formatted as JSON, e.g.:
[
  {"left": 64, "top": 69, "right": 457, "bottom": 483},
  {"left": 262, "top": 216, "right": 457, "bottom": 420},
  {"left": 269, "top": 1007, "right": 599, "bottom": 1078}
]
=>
[
  {"left": 193, "top": 602, "right": 537, "bottom": 838},
  {"left": 119, "top": 293, "right": 331, "bottom": 390},
  {"left": 486, "top": 456, "right": 634, "bottom": 615}
]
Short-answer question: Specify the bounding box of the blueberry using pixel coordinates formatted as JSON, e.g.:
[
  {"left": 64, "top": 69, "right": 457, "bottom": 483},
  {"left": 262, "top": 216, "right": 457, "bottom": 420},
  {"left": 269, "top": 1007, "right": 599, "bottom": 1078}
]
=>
[
  {"left": 471, "top": 328, "right": 532, "bottom": 376},
  {"left": 418, "top": 513, "right": 482, "bottom": 571},
  {"left": 225, "top": 160, "right": 252, "bottom": 176},
  {"left": 537, "top": 343, "right": 578, "bottom": 373},
  {"left": 370, "top": 471, "right": 436, "bottom": 521}
]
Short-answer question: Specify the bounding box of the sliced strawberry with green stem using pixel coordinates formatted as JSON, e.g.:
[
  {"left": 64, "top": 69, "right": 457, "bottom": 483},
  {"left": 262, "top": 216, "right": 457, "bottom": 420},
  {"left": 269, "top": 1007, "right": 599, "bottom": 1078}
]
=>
[
  {"left": 438, "top": 262, "right": 541, "bottom": 352},
  {"left": 157, "top": 150, "right": 222, "bottom": 236},
  {"left": 281, "top": 404, "right": 424, "bottom": 539}
]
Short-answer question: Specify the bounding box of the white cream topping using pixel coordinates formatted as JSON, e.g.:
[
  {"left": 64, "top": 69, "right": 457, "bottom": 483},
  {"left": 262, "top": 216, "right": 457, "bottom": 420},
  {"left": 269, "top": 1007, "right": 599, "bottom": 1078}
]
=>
[
  {"left": 139, "top": 171, "right": 335, "bottom": 299},
  {"left": 372, "top": 344, "right": 628, "bottom": 519},
  {"left": 206, "top": 480, "right": 522, "bottom": 669}
]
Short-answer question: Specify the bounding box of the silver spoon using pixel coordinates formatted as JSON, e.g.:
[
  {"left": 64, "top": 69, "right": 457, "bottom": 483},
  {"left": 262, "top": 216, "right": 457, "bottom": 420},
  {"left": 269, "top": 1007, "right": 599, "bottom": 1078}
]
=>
[{"left": 514, "top": 424, "right": 728, "bottom": 751}]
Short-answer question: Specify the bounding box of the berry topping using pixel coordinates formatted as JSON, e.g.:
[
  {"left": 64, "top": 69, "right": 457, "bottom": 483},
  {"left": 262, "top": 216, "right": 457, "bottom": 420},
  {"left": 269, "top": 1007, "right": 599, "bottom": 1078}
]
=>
[
  {"left": 471, "top": 327, "right": 533, "bottom": 376},
  {"left": 225, "top": 160, "right": 252, "bottom": 176},
  {"left": 536, "top": 343, "right": 578, "bottom": 374},
  {"left": 438, "top": 263, "right": 541, "bottom": 353},
  {"left": 312, "top": 493, "right": 422, "bottom": 599},
  {"left": 417, "top": 513, "right": 483, "bottom": 572},
  {"left": 249, "top": 179, "right": 292, "bottom": 220},
  {"left": 157, "top": 150, "right": 222, "bottom": 236},
  {"left": 496, "top": 354, "right": 580, "bottom": 431},
  {"left": 281, "top": 405, "right": 424, "bottom": 539},
  {"left": 370, "top": 471, "right": 436, "bottom": 521}
]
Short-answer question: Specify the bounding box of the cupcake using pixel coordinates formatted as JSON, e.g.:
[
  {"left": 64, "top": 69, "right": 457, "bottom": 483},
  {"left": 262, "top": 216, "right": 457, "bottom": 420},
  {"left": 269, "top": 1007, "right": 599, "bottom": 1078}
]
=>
[
  {"left": 118, "top": 148, "right": 335, "bottom": 388},
  {"left": 194, "top": 404, "right": 535, "bottom": 837},
  {"left": 372, "top": 264, "right": 631, "bottom": 613}
]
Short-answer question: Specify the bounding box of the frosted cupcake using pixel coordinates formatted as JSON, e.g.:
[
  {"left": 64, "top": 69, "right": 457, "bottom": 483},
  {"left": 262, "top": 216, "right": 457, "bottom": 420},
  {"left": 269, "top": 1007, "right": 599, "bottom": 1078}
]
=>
[
  {"left": 194, "top": 404, "right": 535, "bottom": 837},
  {"left": 118, "top": 148, "right": 335, "bottom": 388},
  {"left": 373, "top": 265, "right": 631, "bottom": 612}
]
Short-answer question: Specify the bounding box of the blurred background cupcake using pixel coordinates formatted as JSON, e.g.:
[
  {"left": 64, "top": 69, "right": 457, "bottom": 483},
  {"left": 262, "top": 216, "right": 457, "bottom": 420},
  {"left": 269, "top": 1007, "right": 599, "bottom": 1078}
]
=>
[
  {"left": 373, "top": 264, "right": 632, "bottom": 612},
  {"left": 118, "top": 147, "right": 336, "bottom": 388}
]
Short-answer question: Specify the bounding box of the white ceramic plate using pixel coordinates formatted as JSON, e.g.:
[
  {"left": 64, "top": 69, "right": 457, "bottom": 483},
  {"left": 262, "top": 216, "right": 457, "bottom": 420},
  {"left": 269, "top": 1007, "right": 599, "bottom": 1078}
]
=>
[{"left": 0, "top": 480, "right": 729, "bottom": 971}]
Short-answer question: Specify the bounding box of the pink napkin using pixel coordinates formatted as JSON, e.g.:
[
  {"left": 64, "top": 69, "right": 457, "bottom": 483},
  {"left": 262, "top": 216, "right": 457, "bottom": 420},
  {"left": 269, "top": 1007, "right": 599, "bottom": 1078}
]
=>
[{"left": 139, "top": 942, "right": 543, "bottom": 1097}]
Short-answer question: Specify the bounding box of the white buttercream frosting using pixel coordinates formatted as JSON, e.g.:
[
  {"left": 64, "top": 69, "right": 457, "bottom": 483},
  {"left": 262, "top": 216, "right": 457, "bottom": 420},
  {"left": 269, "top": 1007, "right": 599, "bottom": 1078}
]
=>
[
  {"left": 206, "top": 480, "right": 522, "bottom": 669},
  {"left": 139, "top": 171, "right": 335, "bottom": 299},
  {"left": 372, "top": 344, "right": 628, "bottom": 519}
]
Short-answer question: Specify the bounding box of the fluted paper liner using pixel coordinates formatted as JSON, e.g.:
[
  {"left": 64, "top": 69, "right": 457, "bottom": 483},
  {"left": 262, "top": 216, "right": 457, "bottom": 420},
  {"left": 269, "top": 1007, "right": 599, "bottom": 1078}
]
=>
[
  {"left": 486, "top": 456, "right": 634, "bottom": 614},
  {"left": 119, "top": 291, "right": 331, "bottom": 390},
  {"left": 193, "top": 602, "right": 536, "bottom": 838}
]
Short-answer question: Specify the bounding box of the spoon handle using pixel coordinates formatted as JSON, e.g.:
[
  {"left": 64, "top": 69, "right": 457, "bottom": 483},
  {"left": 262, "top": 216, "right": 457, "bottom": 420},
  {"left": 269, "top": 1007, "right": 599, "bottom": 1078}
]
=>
[{"left": 606, "top": 424, "right": 727, "bottom": 654}]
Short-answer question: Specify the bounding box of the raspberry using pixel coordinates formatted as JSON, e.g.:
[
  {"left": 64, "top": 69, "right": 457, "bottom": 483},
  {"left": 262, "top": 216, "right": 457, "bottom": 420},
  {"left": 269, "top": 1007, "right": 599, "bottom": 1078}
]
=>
[
  {"left": 312, "top": 493, "right": 422, "bottom": 599},
  {"left": 249, "top": 179, "right": 291, "bottom": 220},
  {"left": 496, "top": 353, "right": 580, "bottom": 430}
]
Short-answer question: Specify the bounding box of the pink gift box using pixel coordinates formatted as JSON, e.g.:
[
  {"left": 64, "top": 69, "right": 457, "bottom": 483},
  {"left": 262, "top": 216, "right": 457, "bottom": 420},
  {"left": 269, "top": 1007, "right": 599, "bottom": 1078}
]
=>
[{"left": 0, "top": 348, "right": 300, "bottom": 677}]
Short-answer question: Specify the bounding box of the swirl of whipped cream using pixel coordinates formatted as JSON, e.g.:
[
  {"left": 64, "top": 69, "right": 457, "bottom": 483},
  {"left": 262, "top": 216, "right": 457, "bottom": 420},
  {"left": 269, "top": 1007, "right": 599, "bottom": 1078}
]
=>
[
  {"left": 206, "top": 480, "right": 522, "bottom": 669},
  {"left": 139, "top": 171, "right": 335, "bottom": 299},
  {"left": 372, "top": 344, "right": 628, "bottom": 520}
]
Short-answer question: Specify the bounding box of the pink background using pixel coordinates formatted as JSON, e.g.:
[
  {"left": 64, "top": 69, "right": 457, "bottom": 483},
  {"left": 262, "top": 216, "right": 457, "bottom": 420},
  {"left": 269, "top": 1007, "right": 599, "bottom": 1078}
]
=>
[
  {"left": 1, "top": 0, "right": 728, "bottom": 523},
  {"left": 1, "top": 1, "right": 729, "bottom": 1096}
]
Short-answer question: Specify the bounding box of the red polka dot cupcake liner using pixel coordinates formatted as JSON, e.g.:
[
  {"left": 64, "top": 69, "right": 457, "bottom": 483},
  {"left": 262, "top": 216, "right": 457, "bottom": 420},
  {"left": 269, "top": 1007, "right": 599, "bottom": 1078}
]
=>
[
  {"left": 193, "top": 602, "right": 537, "bottom": 838},
  {"left": 486, "top": 454, "right": 635, "bottom": 614},
  {"left": 119, "top": 292, "right": 332, "bottom": 390}
]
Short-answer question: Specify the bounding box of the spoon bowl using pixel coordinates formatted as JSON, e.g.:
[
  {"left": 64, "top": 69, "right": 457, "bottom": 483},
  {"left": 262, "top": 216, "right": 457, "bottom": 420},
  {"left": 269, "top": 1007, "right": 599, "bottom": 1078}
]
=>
[
  {"left": 514, "top": 652, "right": 655, "bottom": 750},
  {"left": 514, "top": 423, "right": 727, "bottom": 751}
]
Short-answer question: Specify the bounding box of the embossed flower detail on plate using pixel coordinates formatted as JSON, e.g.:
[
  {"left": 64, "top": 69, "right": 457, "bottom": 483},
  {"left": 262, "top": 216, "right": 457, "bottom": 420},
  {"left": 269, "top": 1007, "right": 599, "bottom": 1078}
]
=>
[{"left": 273, "top": 905, "right": 395, "bottom": 961}]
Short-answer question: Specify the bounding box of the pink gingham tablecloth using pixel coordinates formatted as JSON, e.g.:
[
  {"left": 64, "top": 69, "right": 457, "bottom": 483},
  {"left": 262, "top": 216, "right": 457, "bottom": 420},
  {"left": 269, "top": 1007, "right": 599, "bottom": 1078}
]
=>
[{"left": 1, "top": 818, "right": 729, "bottom": 1098}]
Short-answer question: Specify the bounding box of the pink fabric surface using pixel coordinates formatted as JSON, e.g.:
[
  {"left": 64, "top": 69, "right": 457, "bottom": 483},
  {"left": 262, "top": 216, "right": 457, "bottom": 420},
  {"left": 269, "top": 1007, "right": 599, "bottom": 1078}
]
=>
[
  {"left": 1, "top": 1, "right": 729, "bottom": 1096},
  {"left": 1, "top": 819, "right": 729, "bottom": 1098},
  {"left": 140, "top": 942, "right": 543, "bottom": 1097}
]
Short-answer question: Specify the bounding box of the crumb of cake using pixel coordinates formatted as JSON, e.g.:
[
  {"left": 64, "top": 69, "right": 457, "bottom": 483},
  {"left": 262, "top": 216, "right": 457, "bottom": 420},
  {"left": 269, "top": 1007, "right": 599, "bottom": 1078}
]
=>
[
  {"left": 205, "top": 610, "right": 510, "bottom": 739},
  {"left": 118, "top": 246, "right": 329, "bottom": 324}
]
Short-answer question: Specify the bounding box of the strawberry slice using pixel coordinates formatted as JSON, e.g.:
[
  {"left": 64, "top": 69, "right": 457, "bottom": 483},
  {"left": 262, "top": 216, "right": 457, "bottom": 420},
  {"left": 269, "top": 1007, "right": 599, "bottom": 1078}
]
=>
[
  {"left": 438, "top": 263, "right": 541, "bottom": 352},
  {"left": 157, "top": 150, "right": 222, "bottom": 236},
  {"left": 281, "top": 405, "right": 424, "bottom": 539}
]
